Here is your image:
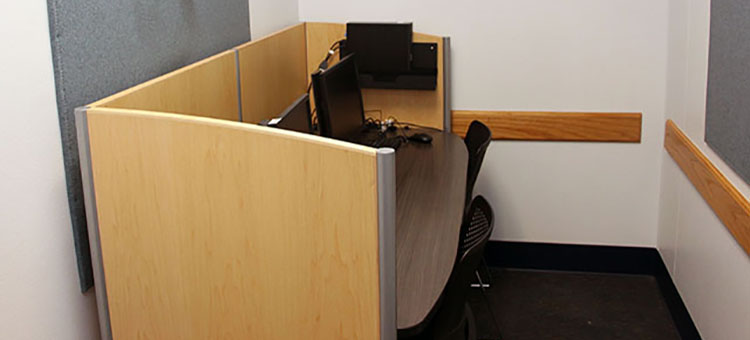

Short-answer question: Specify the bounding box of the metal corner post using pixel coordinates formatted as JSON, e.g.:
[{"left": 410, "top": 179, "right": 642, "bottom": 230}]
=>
[
  {"left": 376, "top": 148, "right": 397, "bottom": 340},
  {"left": 443, "top": 37, "right": 452, "bottom": 132},
  {"left": 74, "top": 107, "right": 113, "bottom": 340},
  {"left": 234, "top": 49, "right": 244, "bottom": 122}
]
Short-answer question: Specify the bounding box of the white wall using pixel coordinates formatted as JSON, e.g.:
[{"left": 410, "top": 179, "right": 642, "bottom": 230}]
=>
[
  {"left": 249, "top": 0, "right": 300, "bottom": 38},
  {"left": 0, "top": 2, "right": 100, "bottom": 339},
  {"left": 658, "top": 0, "right": 750, "bottom": 338},
  {"left": 299, "top": 0, "right": 669, "bottom": 246},
  {"left": 3, "top": 1, "right": 743, "bottom": 337}
]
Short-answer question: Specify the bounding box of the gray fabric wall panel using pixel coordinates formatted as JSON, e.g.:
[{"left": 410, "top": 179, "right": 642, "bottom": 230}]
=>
[
  {"left": 706, "top": 0, "right": 750, "bottom": 185},
  {"left": 47, "top": 0, "right": 250, "bottom": 291}
]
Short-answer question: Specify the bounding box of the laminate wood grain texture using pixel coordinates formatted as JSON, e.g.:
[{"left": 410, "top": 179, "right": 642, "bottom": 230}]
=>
[
  {"left": 85, "top": 107, "right": 381, "bottom": 339},
  {"left": 394, "top": 129, "right": 468, "bottom": 329},
  {"left": 236, "top": 23, "right": 308, "bottom": 123},
  {"left": 305, "top": 22, "right": 346, "bottom": 81},
  {"left": 452, "top": 110, "right": 642, "bottom": 142},
  {"left": 90, "top": 50, "right": 239, "bottom": 121},
  {"left": 305, "top": 22, "right": 445, "bottom": 130},
  {"left": 664, "top": 120, "right": 750, "bottom": 256}
]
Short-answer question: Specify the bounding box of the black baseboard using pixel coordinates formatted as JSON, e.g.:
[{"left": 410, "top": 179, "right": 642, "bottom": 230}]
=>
[
  {"left": 652, "top": 256, "right": 702, "bottom": 340},
  {"left": 484, "top": 241, "right": 701, "bottom": 340}
]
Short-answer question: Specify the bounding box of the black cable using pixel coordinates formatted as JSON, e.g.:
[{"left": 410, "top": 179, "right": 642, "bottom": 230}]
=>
[
  {"left": 390, "top": 117, "right": 439, "bottom": 131},
  {"left": 316, "top": 40, "right": 345, "bottom": 71},
  {"left": 364, "top": 116, "right": 382, "bottom": 128},
  {"left": 306, "top": 39, "right": 347, "bottom": 95},
  {"left": 364, "top": 109, "right": 384, "bottom": 122},
  {"left": 311, "top": 108, "right": 318, "bottom": 131},
  {"left": 388, "top": 117, "right": 422, "bottom": 142}
]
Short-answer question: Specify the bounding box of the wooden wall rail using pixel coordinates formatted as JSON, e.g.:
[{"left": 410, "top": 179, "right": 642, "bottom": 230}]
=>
[
  {"left": 665, "top": 120, "right": 750, "bottom": 256},
  {"left": 452, "top": 110, "right": 642, "bottom": 143}
]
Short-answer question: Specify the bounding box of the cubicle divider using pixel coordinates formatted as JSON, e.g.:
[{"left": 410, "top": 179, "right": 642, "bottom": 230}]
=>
[
  {"left": 91, "top": 22, "right": 450, "bottom": 129},
  {"left": 77, "top": 106, "right": 396, "bottom": 339},
  {"left": 77, "top": 21, "right": 447, "bottom": 340},
  {"left": 90, "top": 50, "right": 241, "bottom": 121},
  {"left": 235, "top": 23, "right": 309, "bottom": 123},
  {"left": 304, "top": 23, "right": 448, "bottom": 130}
]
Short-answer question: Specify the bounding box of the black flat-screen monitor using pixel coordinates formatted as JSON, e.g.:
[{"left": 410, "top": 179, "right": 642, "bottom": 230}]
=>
[
  {"left": 345, "top": 22, "right": 413, "bottom": 75},
  {"left": 271, "top": 94, "right": 312, "bottom": 133},
  {"left": 311, "top": 54, "right": 365, "bottom": 141}
]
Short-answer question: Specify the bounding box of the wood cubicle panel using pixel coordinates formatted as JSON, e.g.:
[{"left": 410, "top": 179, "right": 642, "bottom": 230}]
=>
[
  {"left": 665, "top": 120, "right": 750, "bottom": 255},
  {"left": 305, "top": 22, "right": 346, "bottom": 77},
  {"left": 452, "top": 110, "right": 642, "bottom": 142},
  {"left": 236, "top": 23, "right": 308, "bottom": 123},
  {"left": 84, "top": 107, "right": 381, "bottom": 339},
  {"left": 90, "top": 51, "right": 239, "bottom": 121},
  {"left": 305, "top": 23, "right": 446, "bottom": 130}
]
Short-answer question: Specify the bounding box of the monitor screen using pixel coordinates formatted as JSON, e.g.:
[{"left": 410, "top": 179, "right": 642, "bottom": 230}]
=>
[
  {"left": 274, "top": 94, "right": 312, "bottom": 133},
  {"left": 312, "top": 54, "right": 365, "bottom": 141},
  {"left": 345, "top": 22, "right": 413, "bottom": 75}
]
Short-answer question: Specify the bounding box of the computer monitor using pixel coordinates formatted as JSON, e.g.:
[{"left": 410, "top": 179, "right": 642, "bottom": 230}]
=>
[
  {"left": 311, "top": 54, "right": 366, "bottom": 141},
  {"left": 270, "top": 94, "right": 312, "bottom": 133},
  {"left": 344, "top": 22, "right": 413, "bottom": 75}
]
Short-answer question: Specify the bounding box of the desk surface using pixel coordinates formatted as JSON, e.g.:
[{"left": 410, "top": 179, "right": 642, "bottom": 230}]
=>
[{"left": 394, "top": 129, "right": 468, "bottom": 330}]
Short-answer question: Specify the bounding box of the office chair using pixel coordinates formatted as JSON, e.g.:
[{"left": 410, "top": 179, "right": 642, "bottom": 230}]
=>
[
  {"left": 425, "top": 196, "right": 495, "bottom": 340},
  {"left": 463, "top": 120, "right": 493, "bottom": 288},
  {"left": 463, "top": 120, "right": 492, "bottom": 211}
]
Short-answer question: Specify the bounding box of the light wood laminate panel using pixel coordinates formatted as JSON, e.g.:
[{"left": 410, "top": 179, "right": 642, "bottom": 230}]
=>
[
  {"left": 394, "top": 129, "right": 467, "bottom": 329},
  {"left": 305, "top": 22, "right": 445, "bottom": 130},
  {"left": 665, "top": 119, "right": 750, "bottom": 256},
  {"left": 452, "top": 110, "right": 642, "bottom": 143},
  {"left": 305, "top": 22, "right": 346, "bottom": 80},
  {"left": 90, "top": 51, "right": 239, "bottom": 121},
  {"left": 86, "top": 107, "right": 381, "bottom": 339},
  {"left": 236, "top": 23, "right": 308, "bottom": 123}
]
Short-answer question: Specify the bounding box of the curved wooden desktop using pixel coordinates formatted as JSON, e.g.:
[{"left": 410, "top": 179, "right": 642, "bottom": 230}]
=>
[{"left": 395, "top": 129, "right": 468, "bottom": 330}]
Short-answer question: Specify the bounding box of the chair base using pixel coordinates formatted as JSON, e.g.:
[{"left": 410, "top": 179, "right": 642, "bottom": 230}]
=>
[{"left": 465, "top": 302, "right": 477, "bottom": 340}]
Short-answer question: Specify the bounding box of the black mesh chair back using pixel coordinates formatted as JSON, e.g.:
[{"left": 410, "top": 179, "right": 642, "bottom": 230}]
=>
[
  {"left": 463, "top": 121, "right": 492, "bottom": 211},
  {"left": 428, "top": 196, "right": 495, "bottom": 340}
]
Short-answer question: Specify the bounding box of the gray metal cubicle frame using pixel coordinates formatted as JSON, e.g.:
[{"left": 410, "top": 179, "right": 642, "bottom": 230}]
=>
[
  {"left": 75, "top": 107, "right": 113, "bottom": 340},
  {"left": 443, "top": 37, "right": 452, "bottom": 132},
  {"left": 377, "top": 148, "right": 397, "bottom": 340},
  {"left": 73, "top": 35, "right": 450, "bottom": 340}
]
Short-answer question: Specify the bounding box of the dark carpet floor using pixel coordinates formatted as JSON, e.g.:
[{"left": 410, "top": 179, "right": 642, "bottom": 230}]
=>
[{"left": 467, "top": 268, "right": 681, "bottom": 340}]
